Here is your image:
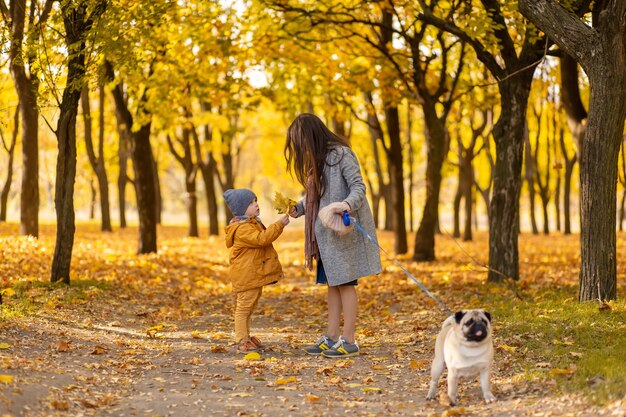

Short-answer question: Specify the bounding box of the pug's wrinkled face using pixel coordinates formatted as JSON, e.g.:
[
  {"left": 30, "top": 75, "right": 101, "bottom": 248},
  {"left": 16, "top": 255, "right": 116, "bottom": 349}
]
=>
[{"left": 455, "top": 310, "right": 492, "bottom": 342}]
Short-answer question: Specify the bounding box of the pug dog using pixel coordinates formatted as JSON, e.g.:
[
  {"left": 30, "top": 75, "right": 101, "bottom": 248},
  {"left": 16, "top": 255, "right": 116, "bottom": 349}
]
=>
[{"left": 426, "top": 309, "right": 496, "bottom": 405}]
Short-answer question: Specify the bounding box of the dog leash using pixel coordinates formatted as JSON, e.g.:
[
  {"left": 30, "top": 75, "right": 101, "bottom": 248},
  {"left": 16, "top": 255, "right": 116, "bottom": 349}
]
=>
[{"left": 342, "top": 211, "right": 453, "bottom": 316}]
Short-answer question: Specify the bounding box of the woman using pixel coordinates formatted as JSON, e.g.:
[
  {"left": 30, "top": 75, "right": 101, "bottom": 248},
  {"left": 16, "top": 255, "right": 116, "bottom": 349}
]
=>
[{"left": 286, "top": 113, "right": 382, "bottom": 358}]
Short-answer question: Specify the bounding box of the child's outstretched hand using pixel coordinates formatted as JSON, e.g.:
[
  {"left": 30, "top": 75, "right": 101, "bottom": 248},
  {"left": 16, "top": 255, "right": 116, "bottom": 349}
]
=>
[{"left": 279, "top": 214, "right": 290, "bottom": 227}]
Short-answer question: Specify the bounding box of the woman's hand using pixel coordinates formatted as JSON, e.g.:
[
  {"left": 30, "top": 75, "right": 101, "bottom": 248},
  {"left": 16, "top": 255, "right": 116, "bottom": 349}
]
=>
[
  {"left": 340, "top": 201, "right": 351, "bottom": 214},
  {"left": 280, "top": 214, "right": 290, "bottom": 226}
]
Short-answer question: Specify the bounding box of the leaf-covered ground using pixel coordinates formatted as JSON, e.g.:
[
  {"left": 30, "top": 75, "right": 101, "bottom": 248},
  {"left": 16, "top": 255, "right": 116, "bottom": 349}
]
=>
[{"left": 1, "top": 223, "right": 625, "bottom": 416}]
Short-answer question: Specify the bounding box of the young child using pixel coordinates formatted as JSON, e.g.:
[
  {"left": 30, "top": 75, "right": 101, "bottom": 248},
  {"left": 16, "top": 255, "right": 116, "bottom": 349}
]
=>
[{"left": 223, "top": 188, "right": 290, "bottom": 353}]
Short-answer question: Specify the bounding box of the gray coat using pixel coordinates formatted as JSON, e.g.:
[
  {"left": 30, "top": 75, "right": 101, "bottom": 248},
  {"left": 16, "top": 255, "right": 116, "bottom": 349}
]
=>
[{"left": 295, "top": 146, "right": 382, "bottom": 285}]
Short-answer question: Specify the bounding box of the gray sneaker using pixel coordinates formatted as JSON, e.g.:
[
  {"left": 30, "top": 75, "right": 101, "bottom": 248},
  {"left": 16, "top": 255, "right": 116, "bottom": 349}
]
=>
[
  {"left": 321, "top": 336, "right": 360, "bottom": 358},
  {"left": 304, "top": 335, "right": 336, "bottom": 355}
]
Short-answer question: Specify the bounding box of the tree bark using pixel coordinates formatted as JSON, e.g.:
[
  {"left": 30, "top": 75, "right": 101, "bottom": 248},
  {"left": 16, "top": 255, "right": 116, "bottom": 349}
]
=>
[
  {"left": 81, "top": 85, "right": 112, "bottom": 231},
  {"left": 559, "top": 54, "right": 584, "bottom": 235},
  {"left": 488, "top": 74, "right": 535, "bottom": 281},
  {"left": 524, "top": 124, "right": 539, "bottom": 234},
  {"left": 116, "top": 116, "right": 130, "bottom": 229},
  {"left": 519, "top": 0, "right": 626, "bottom": 301},
  {"left": 194, "top": 105, "right": 219, "bottom": 235},
  {"left": 7, "top": 0, "right": 41, "bottom": 237},
  {"left": 413, "top": 101, "right": 448, "bottom": 261},
  {"left": 167, "top": 128, "right": 199, "bottom": 238},
  {"left": 107, "top": 61, "right": 157, "bottom": 254},
  {"left": 51, "top": 0, "right": 106, "bottom": 283},
  {"left": 385, "top": 105, "right": 408, "bottom": 254},
  {"left": 0, "top": 103, "right": 18, "bottom": 222},
  {"left": 152, "top": 154, "right": 162, "bottom": 225}
]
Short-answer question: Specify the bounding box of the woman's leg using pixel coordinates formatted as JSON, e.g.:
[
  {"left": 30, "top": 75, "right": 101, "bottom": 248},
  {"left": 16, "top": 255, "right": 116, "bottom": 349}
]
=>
[
  {"left": 338, "top": 285, "right": 358, "bottom": 343},
  {"left": 327, "top": 285, "right": 342, "bottom": 341}
]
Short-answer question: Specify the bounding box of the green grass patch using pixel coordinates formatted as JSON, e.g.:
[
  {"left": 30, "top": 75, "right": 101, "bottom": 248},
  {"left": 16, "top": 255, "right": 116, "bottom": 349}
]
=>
[
  {"left": 485, "top": 285, "right": 626, "bottom": 403},
  {"left": 1, "top": 279, "right": 111, "bottom": 321}
]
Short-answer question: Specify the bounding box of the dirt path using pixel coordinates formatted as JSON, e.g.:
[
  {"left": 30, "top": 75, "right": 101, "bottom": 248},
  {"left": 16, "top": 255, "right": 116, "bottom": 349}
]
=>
[{"left": 1, "top": 276, "right": 624, "bottom": 417}]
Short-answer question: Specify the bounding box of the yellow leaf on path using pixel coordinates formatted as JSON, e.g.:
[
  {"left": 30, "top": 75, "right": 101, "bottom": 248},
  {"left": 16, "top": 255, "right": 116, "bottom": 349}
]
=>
[
  {"left": 0, "top": 375, "right": 14, "bottom": 383},
  {"left": 306, "top": 393, "right": 320, "bottom": 402},
  {"left": 244, "top": 352, "right": 261, "bottom": 361},
  {"left": 0, "top": 343, "right": 10, "bottom": 349},
  {"left": 272, "top": 192, "right": 296, "bottom": 214},
  {"left": 371, "top": 365, "right": 386, "bottom": 370},
  {"left": 154, "top": 377, "right": 166, "bottom": 382},
  {"left": 444, "top": 407, "right": 468, "bottom": 416},
  {"left": 363, "top": 387, "right": 382, "bottom": 393},
  {"left": 499, "top": 344, "right": 517, "bottom": 352},
  {"left": 276, "top": 376, "right": 297, "bottom": 385},
  {"left": 191, "top": 330, "right": 203, "bottom": 339},
  {"left": 346, "top": 383, "right": 362, "bottom": 388}
]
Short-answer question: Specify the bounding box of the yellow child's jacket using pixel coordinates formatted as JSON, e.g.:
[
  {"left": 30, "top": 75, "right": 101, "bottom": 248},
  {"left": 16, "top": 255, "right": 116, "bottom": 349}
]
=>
[{"left": 225, "top": 217, "right": 285, "bottom": 293}]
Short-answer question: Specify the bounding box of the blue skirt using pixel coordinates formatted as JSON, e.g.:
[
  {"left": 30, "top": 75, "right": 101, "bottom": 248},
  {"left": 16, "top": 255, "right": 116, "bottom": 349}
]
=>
[{"left": 316, "top": 259, "right": 358, "bottom": 286}]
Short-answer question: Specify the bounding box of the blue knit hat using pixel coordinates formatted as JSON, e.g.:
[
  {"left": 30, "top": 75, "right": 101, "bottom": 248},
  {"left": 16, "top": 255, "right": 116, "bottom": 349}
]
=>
[{"left": 224, "top": 188, "right": 256, "bottom": 217}]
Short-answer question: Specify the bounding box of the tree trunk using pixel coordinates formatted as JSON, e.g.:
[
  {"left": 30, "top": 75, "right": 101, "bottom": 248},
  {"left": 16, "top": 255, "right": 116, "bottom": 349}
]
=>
[
  {"left": 488, "top": 75, "right": 534, "bottom": 282},
  {"left": 115, "top": 102, "right": 130, "bottom": 229},
  {"left": 195, "top": 109, "right": 219, "bottom": 235},
  {"left": 201, "top": 158, "right": 219, "bottom": 235},
  {"left": 413, "top": 102, "right": 447, "bottom": 261},
  {"left": 619, "top": 188, "right": 626, "bottom": 232},
  {"left": 407, "top": 105, "right": 415, "bottom": 233},
  {"left": 578, "top": 69, "right": 625, "bottom": 301},
  {"left": 560, "top": 54, "right": 584, "bottom": 235},
  {"left": 518, "top": 0, "right": 626, "bottom": 300},
  {"left": 152, "top": 155, "right": 162, "bottom": 225},
  {"left": 453, "top": 184, "right": 462, "bottom": 238},
  {"left": 51, "top": 0, "right": 106, "bottom": 283},
  {"left": 0, "top": 104, "right": 18, "bottom": 222},
  {"left": 385, "top": 105, "right": 407, "bottom": 254},
  {"left": 524, "top": 125, "right": 539, "bottom": 234},
  {"left": 107, "top": 61, "right": 157, "bottom": 253},
  {"left": 463, "top": 164, "right": 474, "bottom": 241},
  {"left": 132, "top": 124, "right": 158, "bottom": 253},
  {"left": 563, "top": 157, "right": 576, "bottom": 234},
  {"left": 81, "top": 85, "right": 112, "bottom": 231},
  {"left": 8, "top": 0, "right": 40, "bottom": 238},
  {"left": 89, "top": 179, "right": 96, "bottom": 219}
]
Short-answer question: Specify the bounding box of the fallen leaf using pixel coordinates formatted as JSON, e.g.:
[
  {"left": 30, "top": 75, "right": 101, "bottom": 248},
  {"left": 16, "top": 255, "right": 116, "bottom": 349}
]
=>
[
  {"left": 444, "top": 407, "right": 468, "bottom": 416},
  {"left": 0, "top": 343, "right": 10, "bottom": 349},
  {"left": 275, "top": 376, "right": 297, "bottom": 385},
  {"left": 0, "top": 375, "right": 14, "bottom": 383},
  {"left": 499, "top": 344, "right": 517, "bottom": 352},
  {"left": 91, "top": 345, "right": 107, "bottom": 355},
  {"left": 211, "top": 345, "right": 228, "bottom": 353},
  {"left": 50, "top": 400, "right": 69, "bottom": 411},
  {"left": 306, "top": 393, "right": 320, "bottom": 402},
  {"left": 57, "top": 340, "right": 71, "bottom": 352},
  {"left": 244, "top": 352, "right": 261, "bottom": 361}
]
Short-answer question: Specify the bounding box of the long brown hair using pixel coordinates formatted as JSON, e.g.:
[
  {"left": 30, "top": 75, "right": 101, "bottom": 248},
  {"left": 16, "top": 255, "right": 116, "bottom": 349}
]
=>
[{"left": 285, "top": 113, "right": 349, "bottom": 196}]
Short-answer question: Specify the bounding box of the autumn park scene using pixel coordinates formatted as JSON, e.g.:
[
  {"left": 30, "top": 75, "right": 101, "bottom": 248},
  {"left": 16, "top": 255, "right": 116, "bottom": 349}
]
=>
[{"left": 0, "top": 0, "right": 625, "bottom": 416}]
